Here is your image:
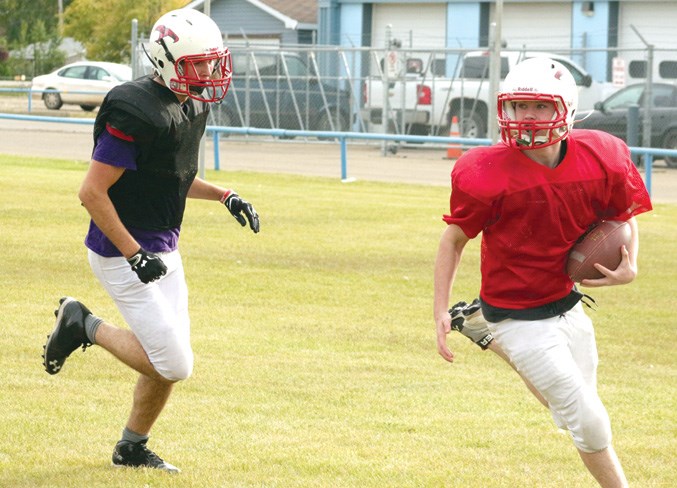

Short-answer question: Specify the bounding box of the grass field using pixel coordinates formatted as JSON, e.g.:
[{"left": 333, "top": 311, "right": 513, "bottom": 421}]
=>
[{"left": 0, "top": 154, "right": 675, "bottom": 487}]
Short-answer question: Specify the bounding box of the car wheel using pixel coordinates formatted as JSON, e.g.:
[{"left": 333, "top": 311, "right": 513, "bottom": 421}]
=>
[
  {"left": 314, "top": 109, "right": 348, "bottom": 141},
  {"left": 458, "top": 109, "right": 486, "bottom": 139},
  {"left": 80, "top": 105, "right": 96, "bottom": 112},
  {"left": 43, "top": 91, "right": 62, "bottom": 110},
  {"left": 662, "top": 128, "right": 677, "bottom": 168}
]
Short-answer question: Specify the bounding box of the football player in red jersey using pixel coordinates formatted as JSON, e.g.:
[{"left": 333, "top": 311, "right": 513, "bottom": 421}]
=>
[{"left": 434, "top": 57, "right": 652, "bottom": 488}]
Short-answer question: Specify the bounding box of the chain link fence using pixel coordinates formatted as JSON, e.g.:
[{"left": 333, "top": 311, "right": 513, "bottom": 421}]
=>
[
  {"left": 6, "top": 38, "right": 674, "bottom": 163},
  {"left": 138, "top": 39, "right": 677, "bottom": 158}
]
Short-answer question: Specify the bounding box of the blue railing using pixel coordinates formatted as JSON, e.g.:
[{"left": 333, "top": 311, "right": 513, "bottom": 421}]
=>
[
  {"left": 0, "top": 87, "right": 111, "bottom": 112},
  {"left": 205, "top": 126, "right": 492, "bottom": 182},
  {"left": 1, "top": 111, "right": 676, "bottom": 197}
]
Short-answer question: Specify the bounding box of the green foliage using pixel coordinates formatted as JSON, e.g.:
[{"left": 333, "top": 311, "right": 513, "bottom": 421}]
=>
[
  {"left": 0, "top": 154, "right": 675, "bottom": 487},
  {"left": 0, "top": 37, "right": 9, "bottom": 77},
  {"left": 0, "top": 0, "right": 182, "bottom": 74},
  {"left": 0, "top": 0, "right": 73, "bottom": 44},
  {"left": 0, "top": 0, "right": 68, "bottom": 78},
  {"left": 64, "top": 0, "right": 185, "bottom": 63},
  {"left": 8, "top": 19, "right": 67, "bottom": 78}
]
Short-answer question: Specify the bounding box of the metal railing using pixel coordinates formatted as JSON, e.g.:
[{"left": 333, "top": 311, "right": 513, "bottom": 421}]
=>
[
  {"left": 1, "top": 112, "right": 673, "bottom": 198},
  {"left": 206, "top": 126, "right": 491, "bottom": 181},
  {"left": 6, "top": 42, "right": 677, "bottom": 163},
  {"left": 0, "top": 86, "right": 110, "bottom": 112}
]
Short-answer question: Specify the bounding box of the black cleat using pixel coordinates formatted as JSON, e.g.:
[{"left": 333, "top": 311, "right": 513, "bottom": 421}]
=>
[
  {"left": 112, "top": 440, "right": 180, "bottom": 473},
  {"left": 42, "top": 297, "right": 92, "bottom": 375}
]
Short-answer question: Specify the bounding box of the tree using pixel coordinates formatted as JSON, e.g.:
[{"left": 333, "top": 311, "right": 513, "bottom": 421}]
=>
[
  {"left": 0, "top": 0, "right": 75, "bottom": 44},
  {"left": 64, "top": 0, "right": 184, "bottom": 63},
  {"left": 0, "top": 39, "right": 10, "bottom": 78},
  {"left": 0, "top": 0, "right": 72, "bottom": 77},
  {"left": 30, "top": 19, "right": 66, "bottom": 75}
]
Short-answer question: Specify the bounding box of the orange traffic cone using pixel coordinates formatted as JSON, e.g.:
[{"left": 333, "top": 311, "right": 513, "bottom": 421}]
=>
[{"left": 446, "top": 115, "right": 463, "bottom": 160}]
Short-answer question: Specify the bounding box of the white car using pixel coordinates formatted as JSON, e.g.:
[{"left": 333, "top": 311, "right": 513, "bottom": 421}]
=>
[{"left": 31, "top": 61, "right": 132, "bottom": 111}]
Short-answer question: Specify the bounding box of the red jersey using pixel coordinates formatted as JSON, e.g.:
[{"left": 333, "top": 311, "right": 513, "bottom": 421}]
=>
[{"left": 443, "top": 129, "right": 652, "bottom": 309}]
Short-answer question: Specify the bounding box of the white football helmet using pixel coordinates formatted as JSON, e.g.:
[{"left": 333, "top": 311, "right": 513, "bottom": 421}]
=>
[
  {"left": 497, "top": 57, "right": 578, "bottom": 149},
  {"left": 148, "top": 9, "right": 231, "bottom": 102}
]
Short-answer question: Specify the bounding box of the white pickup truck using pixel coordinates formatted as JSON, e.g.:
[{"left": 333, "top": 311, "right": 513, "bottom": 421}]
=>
[{"left": 361, "top": 50, "right": 620, "bottom": 138}]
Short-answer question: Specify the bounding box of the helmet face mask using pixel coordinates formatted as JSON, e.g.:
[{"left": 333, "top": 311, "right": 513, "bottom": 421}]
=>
[
  {"left": 497, "top": 58, "right": 578, "bottom": 150},
  {"left": 149, "top": 9, "right": 232, "bottom": 103},
  {"left": 498, "top": 92, "right": 568, "bottom": 148},
  {"left": 172, "top": 50, "right": 232, "bottom": 101}
]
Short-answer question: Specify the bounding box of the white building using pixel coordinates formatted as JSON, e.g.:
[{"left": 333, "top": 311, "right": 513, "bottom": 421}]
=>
[{"left": 318, "top": 0, "right": 677, "bottom": 83}]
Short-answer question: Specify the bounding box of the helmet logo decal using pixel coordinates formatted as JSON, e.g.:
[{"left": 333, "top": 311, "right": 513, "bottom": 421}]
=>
[
  {"left": 154, "top": 25, "right": 179, "bottom": 45},
  {"left": 554, "top": 70, "right": 563, "bottom": 80}
]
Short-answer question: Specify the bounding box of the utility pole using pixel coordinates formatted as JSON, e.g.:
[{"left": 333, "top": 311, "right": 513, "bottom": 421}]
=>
[
  {"left": 630, "top": 25, "right": 653, "bottom": 155},
  {"left": 199, "top": 0, "right": 213, "bottom": 179},
  {"left": 487, "top": 0, "right": 503, "bottom": 143},
  {"left": 57, "top": 0, "right": 64, "bottom": 36},
  {"left": 131, "top": 19, "right": 138, "bottom": 79}
]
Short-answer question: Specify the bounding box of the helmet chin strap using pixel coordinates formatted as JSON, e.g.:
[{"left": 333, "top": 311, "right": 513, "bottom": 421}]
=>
[
  {"left": 141, "top": 44, "right": 156, "bottom": 68},
  {"left": 158, "top": 38, "right": 176, "bottom": 64}
]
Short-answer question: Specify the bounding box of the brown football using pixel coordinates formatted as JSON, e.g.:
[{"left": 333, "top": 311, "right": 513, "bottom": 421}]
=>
[{"left": 567, "top": 220, "right": 632, "bottom": 282}]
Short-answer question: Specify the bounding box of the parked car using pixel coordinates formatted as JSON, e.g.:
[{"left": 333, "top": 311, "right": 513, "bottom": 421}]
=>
[
  {"left": 575, "top": 82, "right": 677, "bottom": 167},
  {"left": 211, "top": 51, "right": 352, "bottom": 137},
  {"left": 31, "top": 61, "right": 132, "bottom": 111},
  {"left": 361, "top": 50, "right": 619, "bottom": 138}
]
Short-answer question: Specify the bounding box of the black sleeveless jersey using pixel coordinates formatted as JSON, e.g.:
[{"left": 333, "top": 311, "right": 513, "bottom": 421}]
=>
[{"left": 93, "top": 76, "right": 209, "bottom": 230}]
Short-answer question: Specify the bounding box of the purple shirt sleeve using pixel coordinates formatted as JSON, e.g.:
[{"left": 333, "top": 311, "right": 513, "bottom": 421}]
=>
[{"left": 92, "top": 127, "right": 139, "bottom": 170}]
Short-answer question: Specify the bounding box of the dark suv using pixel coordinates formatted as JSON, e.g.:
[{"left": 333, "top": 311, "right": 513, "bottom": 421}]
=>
[
  {"left": 575, "top": 82, "right": 677, "bottom": 167},
  {"left": 211, "top": 51, "right": 352, "bottom": 136}
]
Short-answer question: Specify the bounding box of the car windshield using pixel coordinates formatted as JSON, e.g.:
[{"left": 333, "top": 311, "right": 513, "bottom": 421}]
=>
[
  {"left": 104, "top": 64, "right": 132, "bottom": 81},
  {"left": 541, "top": 57, "right": 586, "bottom": 86},
  {"left": 603, "top": 84, "right": 677, "bottom": 110},
  {"left": 603, "top": 85, "right": 643, "bottom": 110},
  {"left": 231, "top": 53, "right": 311, "bottom": 78},
  {"left": 460, "top": 55, "right": 510, "bottom": 79},
  {"left": 231, "top": 53, "right": 275, "bottom": 76}
]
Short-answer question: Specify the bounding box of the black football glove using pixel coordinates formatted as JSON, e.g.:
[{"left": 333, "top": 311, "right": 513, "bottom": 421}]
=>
[
  {"left": 223, "top": 192, "right": 260, "bottom": 233},
  {"left": 449, "top": 298, "right": 494, "bottom": 350},
  {"left": 127, "top": 248, "right": 167, "bottom": 284}
]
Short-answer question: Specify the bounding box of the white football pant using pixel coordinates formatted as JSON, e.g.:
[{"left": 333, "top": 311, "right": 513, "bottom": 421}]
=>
[
  {"left": 88, "top": 249, "right": 193, "bottom": 382},
  {"left": 487, "top": 303, "right": 612, "bottom": 453}
]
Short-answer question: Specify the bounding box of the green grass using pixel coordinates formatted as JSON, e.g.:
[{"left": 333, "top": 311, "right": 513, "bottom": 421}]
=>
[{"left": 0, "top": 154, "right": 675, "bottom": 487}]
